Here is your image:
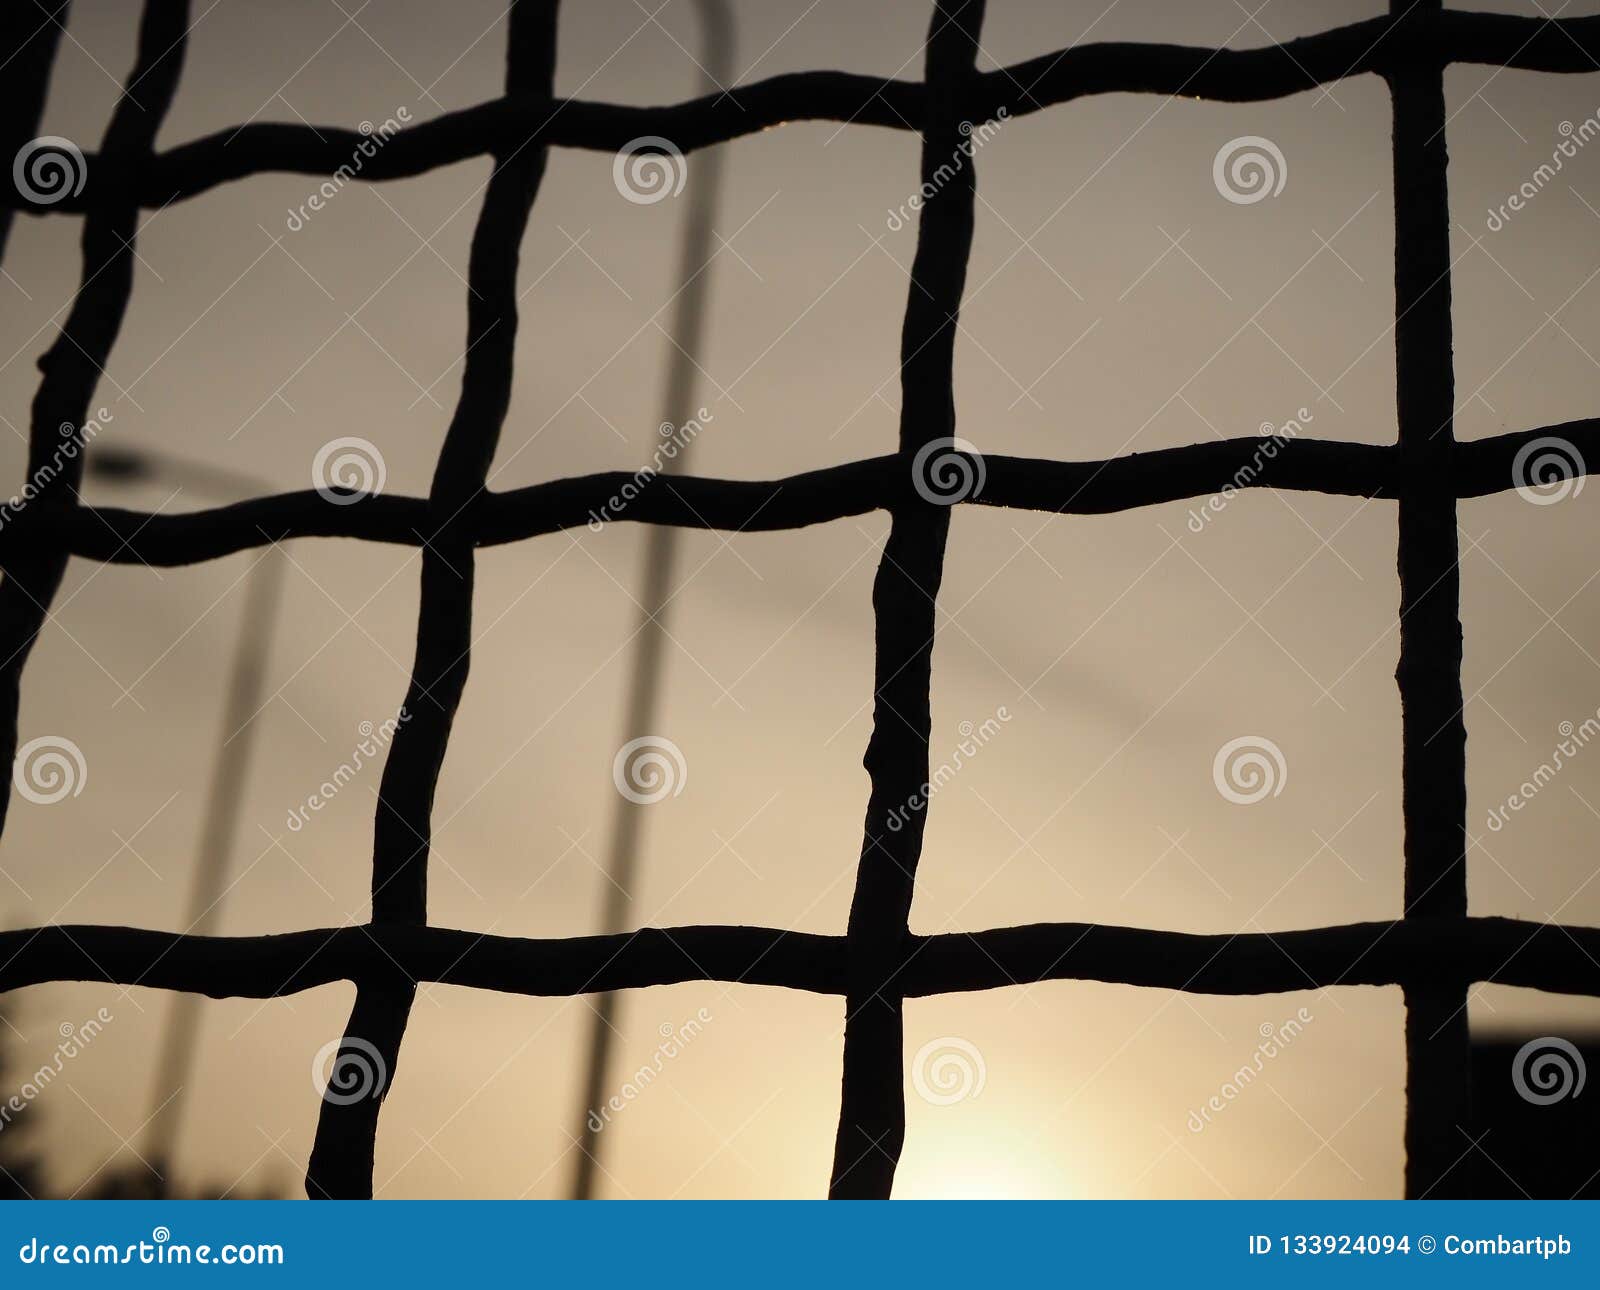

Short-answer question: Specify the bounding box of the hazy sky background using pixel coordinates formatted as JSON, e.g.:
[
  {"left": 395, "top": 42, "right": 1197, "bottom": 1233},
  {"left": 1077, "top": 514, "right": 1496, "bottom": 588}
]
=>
[{"left": 3, "top": 0, "right": 1600, "bottom": 1199}]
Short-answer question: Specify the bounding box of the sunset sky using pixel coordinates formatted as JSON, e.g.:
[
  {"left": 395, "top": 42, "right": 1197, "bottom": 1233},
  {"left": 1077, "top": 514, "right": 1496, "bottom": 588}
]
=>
[{"left": 3, "top": 0, "right": 1599, "bottom": 1198}]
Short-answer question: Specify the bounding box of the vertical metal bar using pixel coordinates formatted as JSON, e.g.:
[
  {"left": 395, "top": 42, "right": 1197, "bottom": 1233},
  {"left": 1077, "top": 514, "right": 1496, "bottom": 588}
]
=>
[
  {"left": 1385, "top": 0, "right": 1472, "bottom": 1199},
  {"left": 829, "top": 0, "right": 985, "bottom": 1200},
  {"left": 305, "top": 0, "right": 560, "bottom": 1199},
  {"left": 0, "top": 0, "right": 191, "bottom": 844},
  {"left": 568, "top": 0, "right": 734, "bottom": 1201},
  {"left": 0, "top": 0, "right": 72, "bottom": 266}
]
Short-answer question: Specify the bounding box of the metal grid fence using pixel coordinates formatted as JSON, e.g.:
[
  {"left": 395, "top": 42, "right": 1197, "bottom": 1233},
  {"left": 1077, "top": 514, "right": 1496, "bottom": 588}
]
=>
[{"left": 4, "top": 0, "right": 1600, "bottom": 1199}]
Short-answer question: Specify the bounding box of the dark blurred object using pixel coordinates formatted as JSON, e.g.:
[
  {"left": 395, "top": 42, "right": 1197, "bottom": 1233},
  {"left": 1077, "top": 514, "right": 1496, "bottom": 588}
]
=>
[
  {"left": 87, "top": 443, "right": 266, "bottom": 496},
  {"left": 84, "top": 445, "right": 284, "bottom": 1190},
  {"left": 0, "top": 998, "right": 282, "bottom": 1199},
  {"left": 0, "top": 1004, "right": 45, "bottom": 1199},
  {"left": 570, "top": 0, "right": 734, "bottom": 1200},
  {"left": 82, "top": 444, "right": 154, "bottom": 483},
  {"left": 87, "top": 1167, "right": 282, "bottom": 1200},
  {"left": 1465, "top": 1031, "right": 1598, "bottom": 1198}
]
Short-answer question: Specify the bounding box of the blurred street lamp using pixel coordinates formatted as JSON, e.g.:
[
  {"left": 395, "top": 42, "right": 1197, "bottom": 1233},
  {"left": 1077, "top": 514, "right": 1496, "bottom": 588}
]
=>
[{"left": 86, "top": 443, "right": 286, "bottom": 1189}]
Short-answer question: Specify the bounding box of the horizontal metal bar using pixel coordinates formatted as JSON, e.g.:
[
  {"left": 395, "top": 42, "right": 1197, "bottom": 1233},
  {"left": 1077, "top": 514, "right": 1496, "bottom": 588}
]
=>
[
  {"left": 9, "top": 11, "right": 1600, "bottom": 214},
  {"left": 2, "top": 915, "right": 1596, "bottom": 999},
  {"left": 11, "top": 418, "right": 1593, "bottom": 566}
]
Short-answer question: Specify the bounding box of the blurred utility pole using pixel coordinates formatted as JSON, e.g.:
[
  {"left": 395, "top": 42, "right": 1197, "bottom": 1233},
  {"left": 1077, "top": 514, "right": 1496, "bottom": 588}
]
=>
[
  {"left": 87, "top": 446, "right": 286, "bottom": 1188},
  {"left": 569, "top": 0, "right": 734, "bottom": 1199}
]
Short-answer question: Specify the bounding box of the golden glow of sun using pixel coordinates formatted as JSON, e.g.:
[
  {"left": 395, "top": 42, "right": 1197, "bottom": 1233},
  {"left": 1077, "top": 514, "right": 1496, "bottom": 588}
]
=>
[{"left": 890, "top": 1128, "right": 1081, "bottom": 1200}]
